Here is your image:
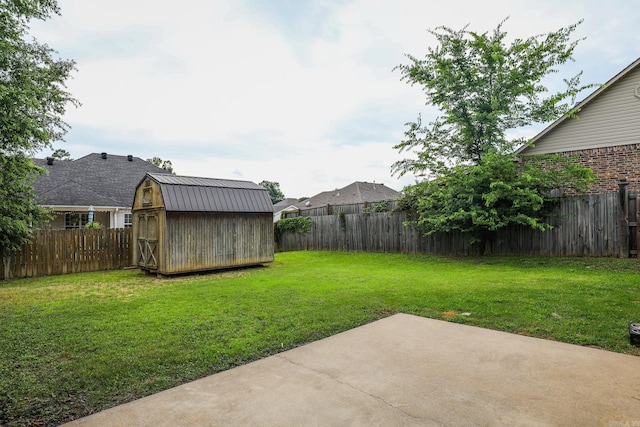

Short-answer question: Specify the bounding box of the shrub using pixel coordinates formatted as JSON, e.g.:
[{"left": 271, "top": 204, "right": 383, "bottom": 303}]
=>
[{"left": 274, "top": 217, "right": 311, "bottom": 244}]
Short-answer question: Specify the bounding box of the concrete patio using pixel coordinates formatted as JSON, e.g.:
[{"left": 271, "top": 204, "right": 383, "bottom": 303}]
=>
[{"left": 64, "top": 313, "right": 640, "bottom": 426}]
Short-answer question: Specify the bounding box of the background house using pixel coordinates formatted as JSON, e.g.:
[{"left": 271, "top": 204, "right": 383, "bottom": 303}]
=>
[
  {"left": 272, "top": 198, "right": 300, "bottom": 222},
  {"left": 517, "top": 57, "right": 640, "bottom": 194},
  {"left": 277, "top": 181, "right": 403, "bottom": 219},
  {"left": 298, "top": 181, "right": 402, "bottom": 209},
  {"left": 33, "top": 152, "right": 170, "bottom": 229}
]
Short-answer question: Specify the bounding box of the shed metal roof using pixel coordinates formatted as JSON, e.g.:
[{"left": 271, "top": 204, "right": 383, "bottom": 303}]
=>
[{"left": 145, "top": 173, "right": 273, "bottom": 213}]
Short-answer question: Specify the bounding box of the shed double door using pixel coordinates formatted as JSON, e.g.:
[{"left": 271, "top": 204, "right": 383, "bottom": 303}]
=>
[{"left": 137, "top": 212, "right": 159, "bottom": 270}]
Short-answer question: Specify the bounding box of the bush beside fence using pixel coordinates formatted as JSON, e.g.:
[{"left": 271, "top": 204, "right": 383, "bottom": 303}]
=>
[{"left": 1, "top": 228, "right": 133, "bottom": 280}]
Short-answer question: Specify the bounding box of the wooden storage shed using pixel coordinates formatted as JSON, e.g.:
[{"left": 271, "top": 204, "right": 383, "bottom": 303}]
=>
[{"left": 132, "top": 173, "right": 274, "bottom": 275}]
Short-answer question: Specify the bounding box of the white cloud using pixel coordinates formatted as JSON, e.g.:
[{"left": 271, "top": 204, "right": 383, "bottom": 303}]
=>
[
  {"left": 29, "top": 0, "right": 640, "bottom": 197},
  {"left": 171, "top": 138, "right": 414, "bottom": 198}
]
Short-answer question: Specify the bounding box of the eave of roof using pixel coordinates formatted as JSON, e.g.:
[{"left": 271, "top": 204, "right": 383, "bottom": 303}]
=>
[
  {"left": 273, "top": 205, "right": 298, "bottom": 214},
  {"left": 146, "top": 172, "right": 265, "bottom": 190},
  {"left": 516, "top": 56, "right": 640, "bottom": 155}
]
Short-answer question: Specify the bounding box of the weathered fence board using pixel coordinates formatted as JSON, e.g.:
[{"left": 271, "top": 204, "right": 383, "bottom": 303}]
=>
[
  {"left": 278, "top": 193, "right": 627, "bottom": 257},
  {"left": 1, "top": 228, "right": 132, "bottom": 280}
]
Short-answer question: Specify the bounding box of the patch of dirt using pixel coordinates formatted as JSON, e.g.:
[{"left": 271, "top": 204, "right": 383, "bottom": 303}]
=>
[{"left": 441, "top": 311, "right": 458, "bottom": 318}]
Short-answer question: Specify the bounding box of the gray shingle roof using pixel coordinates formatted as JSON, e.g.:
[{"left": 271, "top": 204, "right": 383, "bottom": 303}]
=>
[
  {"left": 33, "top": 153, "right": 170, "bottom": 208},
  {"left": 298, "top": 181, "right": 402, "bottom": 208},
  {"left": 272, "top": 198, "right": 300, "bottom": 212},
  {"left": 145, "top": 173, "right": 273, "bottom": 213}
]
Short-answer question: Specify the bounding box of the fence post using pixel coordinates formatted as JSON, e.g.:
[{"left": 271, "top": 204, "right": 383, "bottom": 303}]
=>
[
  {"left": 619, "top": 178, "right": 629, "bottom": 258},
  {"left": 637, "top": 193, "right": 640, "bottom": 259}
]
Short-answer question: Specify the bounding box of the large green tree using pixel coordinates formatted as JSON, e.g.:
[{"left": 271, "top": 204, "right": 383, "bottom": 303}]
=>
[
  {"left": 394, "top": 19, "right": 596, "bottom": 253},
  {"left": 0, "top": 0, "right": 78, "bottom": 252},
  {"left": 259, "top": 180, "right": 285, "bottom": 204}
]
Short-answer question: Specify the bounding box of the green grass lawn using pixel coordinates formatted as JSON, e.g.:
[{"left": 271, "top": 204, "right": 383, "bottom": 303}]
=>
[{"left": 1, "top": 251, "right": 639, "bottom": 426}]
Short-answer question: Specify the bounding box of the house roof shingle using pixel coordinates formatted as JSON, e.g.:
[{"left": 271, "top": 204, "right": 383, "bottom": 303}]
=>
[
  {"left": 299, "top": 181, "right": 402, "bottom": 208},
  {"left": 33, "top": 153, "right": 170, "bottom": 208},
  {"left": 272, "top": 198, "right": 300, "bottom": 212}
]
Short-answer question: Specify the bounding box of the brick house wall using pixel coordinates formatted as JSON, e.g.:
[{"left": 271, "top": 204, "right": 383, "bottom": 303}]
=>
[{"left": 561, "top": 143, "right": 640, "bottom": 194}]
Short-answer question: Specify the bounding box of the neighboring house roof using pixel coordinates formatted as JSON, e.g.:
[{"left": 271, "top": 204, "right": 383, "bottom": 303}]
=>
[
  {"left": 299, "top": 181, "right": 402, "bottom": 208},
  {"left": 273, "top": 198, "right": 300, "bottom": 212},
  {"left": 33, "top": 153, "right": 170, "bottom": 208},
  {"left": 145, "top": 173, "right": 273, "bottom": 213},
  {"left": 517, "top": 56, "right": 640, "bottom": 155}
]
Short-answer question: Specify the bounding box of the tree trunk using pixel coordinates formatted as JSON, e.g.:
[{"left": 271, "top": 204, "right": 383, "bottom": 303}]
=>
[
  {"left": 483, "top": 238, "right": 492, "bottom": 256},
  {"left": 0, "top": 248, "right": 6, "bottom": 280},
  {"left": 479, "top": 233, "right": 495, "bottom": 256}
]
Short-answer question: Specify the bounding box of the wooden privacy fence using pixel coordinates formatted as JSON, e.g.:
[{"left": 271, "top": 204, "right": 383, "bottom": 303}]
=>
[
  {"left": 2, "top": 192, "right": 635, "bottom": 279},
  {"left": 1, "top": 228, "right": 133, "bottom": 280},
  {"left": 285, "top": 200, "right": 400, "bottom": 217},
  {"left": 278, "top": 192, "right": 634, "bottom": 257}
]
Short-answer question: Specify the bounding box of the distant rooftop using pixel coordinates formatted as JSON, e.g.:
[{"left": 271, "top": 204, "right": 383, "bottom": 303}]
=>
[
  {"left": 273, "top": 198, "right": 300, "bottom": 212},
  {"left": 298, "top": 181, "right": 402, "bottom": 208}
]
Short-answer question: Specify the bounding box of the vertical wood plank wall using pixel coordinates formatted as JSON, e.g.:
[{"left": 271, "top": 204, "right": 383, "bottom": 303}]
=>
[
  {"left": 1, "top": 228, "right": 132, "bottom": 280},
  {"left": 161, "top": 212, "right": 274, "bottom": 275}
]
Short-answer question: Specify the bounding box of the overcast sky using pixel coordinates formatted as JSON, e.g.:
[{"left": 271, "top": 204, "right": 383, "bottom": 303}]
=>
[{"left": 30, "top": 0, "right": 640, "bottom": 198}]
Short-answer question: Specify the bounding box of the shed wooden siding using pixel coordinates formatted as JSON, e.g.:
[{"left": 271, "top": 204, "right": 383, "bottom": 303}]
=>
[
  {"left": 132, "top": 175, "right": 164, "bottom": 210},
  {"left": 524, "top": 65, "right": 640, "bottom": 155},
  {"left": 162, "top": 212, "right": 273, "bottom": 274},
  {"left": 132, "top": 173, "right": 274, "bottom": 276}
]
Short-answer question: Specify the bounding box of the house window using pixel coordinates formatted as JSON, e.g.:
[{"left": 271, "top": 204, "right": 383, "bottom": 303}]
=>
[
  {"left": 65, "top": 213, "right": 89, "bottom": 229},
  {"left": 124, "top": 213, "right": 133, "bottom": 228}
]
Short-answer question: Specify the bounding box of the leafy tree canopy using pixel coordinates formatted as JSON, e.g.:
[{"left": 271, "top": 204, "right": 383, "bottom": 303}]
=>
[
  {"left": 393, "top": 18, "right": 594, "bottom": 175},
  {"left": 401, "top": 150, "right": 594, "bottom": 241},
  {"left": 146, "top": 156, "right": 175, "bottom": 174},
  {"left": 259, "top": 180, "right": 285, "bottom": 204},
  {"left": 0, "top": 0, "right": 78, "bottom": 252},
  {"left": 51, "top": 148, "right": 72, "bottom": 160},
  {"left": 393, "top": 19, "right": 596, "bottom": 253},
  {"left": 0, "top": 155, "right": 52, "bottom": 251}
]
